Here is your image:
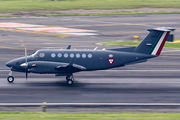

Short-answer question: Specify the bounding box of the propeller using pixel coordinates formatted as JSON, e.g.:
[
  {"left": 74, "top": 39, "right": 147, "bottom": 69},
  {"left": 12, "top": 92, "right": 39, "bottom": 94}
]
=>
[
  {"left": 20, "top": 47, "right": 28, "bottom": 80},
  {"left": 25, "top": 47, "right": 28, "bottom": 80}
]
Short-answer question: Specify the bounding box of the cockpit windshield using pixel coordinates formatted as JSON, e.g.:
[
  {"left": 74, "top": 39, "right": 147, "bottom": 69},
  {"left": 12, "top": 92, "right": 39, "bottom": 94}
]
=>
[
  {"left": 31, "top": 51, "right": 39, "bottom": 58},
  {"left": 31, "top": 51, "right": 45, "bottom": 58}
]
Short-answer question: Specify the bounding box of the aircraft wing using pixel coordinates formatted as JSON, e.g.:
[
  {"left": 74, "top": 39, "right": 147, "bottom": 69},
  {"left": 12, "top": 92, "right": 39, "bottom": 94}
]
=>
[
  {"left": 55, "top": 58, "right": 86, "bottom": 71},
  {"left": 55, "top": 63, "right": 86, "bottom": 71}
]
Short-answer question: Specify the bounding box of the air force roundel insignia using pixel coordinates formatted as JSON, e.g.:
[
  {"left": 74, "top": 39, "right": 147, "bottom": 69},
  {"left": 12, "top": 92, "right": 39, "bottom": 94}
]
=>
[{"left": 107, "top": 58, "right": 115, "bottom": 65}]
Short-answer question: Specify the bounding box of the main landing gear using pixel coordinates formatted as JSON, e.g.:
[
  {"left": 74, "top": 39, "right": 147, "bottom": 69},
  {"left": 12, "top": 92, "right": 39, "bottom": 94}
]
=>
[
  {"left": 66, "top": 75, "right": 74, "bottom": 85},
  {"left": 7, "top": 71, "right": 14, "bottom": 83}
]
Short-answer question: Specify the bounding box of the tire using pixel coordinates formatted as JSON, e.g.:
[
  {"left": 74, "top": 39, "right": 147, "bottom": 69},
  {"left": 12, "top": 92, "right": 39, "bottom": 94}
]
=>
[
  {"left": 67, "top": 79, "right": 73, "bottom": 85},
  {"left": 66, "top": 76, "right": 70, "bottom": 80},
  {"left": 7, "top": 76, "right": 14, "bottom": 83}
]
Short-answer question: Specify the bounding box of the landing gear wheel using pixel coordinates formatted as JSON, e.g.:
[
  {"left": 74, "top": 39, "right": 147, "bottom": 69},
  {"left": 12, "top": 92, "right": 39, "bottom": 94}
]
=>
[
  {"left": 67, "top": 79, "right": 73, "bottom": 85},
  {"left": 66, "top": 75, "right": 74, "bottom": 85},
  {"left": 7, "top": 76, "right": 14, "bottom": 83}
]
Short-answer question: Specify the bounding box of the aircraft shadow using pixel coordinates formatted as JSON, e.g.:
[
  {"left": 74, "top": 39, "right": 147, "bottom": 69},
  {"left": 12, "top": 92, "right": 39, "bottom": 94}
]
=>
[
  {"left": 22, "top": 82, "right": 180, "bottom": 94},
  {"left": 24, "top": 81, "right": 86, "bottom": 88}
]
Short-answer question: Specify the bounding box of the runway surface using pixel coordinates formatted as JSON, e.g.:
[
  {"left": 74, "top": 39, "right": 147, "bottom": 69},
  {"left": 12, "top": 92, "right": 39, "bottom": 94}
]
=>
[
  {"left": 1, "top": 77, "right": 180, "bottom": 103},
  {"left": 0, "top": 14, "right": 180, "bottom": 112}
]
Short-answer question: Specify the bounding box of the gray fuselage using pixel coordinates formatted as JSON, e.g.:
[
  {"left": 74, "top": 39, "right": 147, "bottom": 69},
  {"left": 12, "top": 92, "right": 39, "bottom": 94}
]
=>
[{"left": 6, "top": 49, "right": 155, "bottom": 74}]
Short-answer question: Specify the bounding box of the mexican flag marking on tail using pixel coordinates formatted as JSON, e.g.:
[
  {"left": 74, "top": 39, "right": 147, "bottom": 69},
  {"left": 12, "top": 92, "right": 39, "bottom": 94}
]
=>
[{"left": 151, "top": 31, "right": 170, "bottom": 55}]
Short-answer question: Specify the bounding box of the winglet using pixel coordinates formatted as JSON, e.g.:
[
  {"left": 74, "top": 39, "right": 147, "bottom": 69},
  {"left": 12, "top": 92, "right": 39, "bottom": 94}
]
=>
[{"left": 67, "top": 45, "right": 71, "bottom": 49}]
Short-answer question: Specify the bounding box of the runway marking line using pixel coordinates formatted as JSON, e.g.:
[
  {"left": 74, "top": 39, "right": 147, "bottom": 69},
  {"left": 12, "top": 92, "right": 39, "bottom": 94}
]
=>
[
  {"left": 0, "top": 45, "right": 33, "bottom": 50},
  {"left": 0, "top": 22, "right": 44, "bottom": 28},
  {"left": 19, "top": 39, "right": 25, "bottom": 47},
  {"left": 67, "top": 25, "right": 92, "bottom": 27},
  {"left": 0, "top": 28, "right": 74, "bottom": 38},
  {"left": 101, "top": 31, "right": 148, "bottom": 35},
  {"left": 0, "top": 22, "right": 97, "bottom": 36},
  {"left": 162, "top": 49, "right": 180, "bottom": 52},
  {"left": 64, "top": 22, "right": 179, "bottom": 28},
  {"left": 0, "top": 103, "right": 180, "bottom": 106},
  {"left": 95, "top": 24, "right": 119, "bottom": 26},
  {"left": 124, "top": 23, "right": 149, "bottom": 25},
  {"left": 18, "top": 27, "right": 96, "bottom": 33},
  {"left": 154, "top": 22, "right": 178, "bottom": 25},
  {"left": 0, "top": 22, "right": 178, "bottom": 37}
]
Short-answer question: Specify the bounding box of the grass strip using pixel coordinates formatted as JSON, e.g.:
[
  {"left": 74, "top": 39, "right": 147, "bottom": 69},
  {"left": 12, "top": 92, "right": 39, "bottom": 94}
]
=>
[
  {"left": 36, "top": 11, "right": 180, "bottom": 17},
  {"left": 0, "top": 112, "right": 180, "bottom": 120},
  {"left": 102, "top": 40, "right": 180, "bottom": 49},
  {"left": 0, "top": 11, "right": 180, "bottom": 18},
  {"left": 0, "top": 0, "right": 180, "bottom": 12}
]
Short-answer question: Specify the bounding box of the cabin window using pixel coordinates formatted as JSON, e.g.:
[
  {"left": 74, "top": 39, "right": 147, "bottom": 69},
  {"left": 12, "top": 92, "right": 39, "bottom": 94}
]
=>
[
  {"left": 51, "top": 53, "right": 56, "bottom": 58},
  {"left": 58, "top": 53, "right": 62, "bottom": 58},
  {"left": 76, "top": 53, "right": 80, "bottom": 58},
  {"left": 82, "top": 53, "right": 86, "bottom": 58},
  {"left": 88, "top": 54, "right": 92, "bottom": 58},
  {"left": 109, "top": 54, "right": 113, "bottom": 58},
  {"left": 70, "top": 53, "right": 74, "bottom": 58},
  {"left": 64, "top": 53, "right": 68, "bottom": 58}
]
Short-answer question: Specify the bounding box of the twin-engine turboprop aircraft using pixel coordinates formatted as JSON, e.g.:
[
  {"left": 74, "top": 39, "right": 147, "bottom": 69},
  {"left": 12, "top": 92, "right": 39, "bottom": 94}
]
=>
[{"left": 6, "top": 27, "right": 175, "bottom": 85}]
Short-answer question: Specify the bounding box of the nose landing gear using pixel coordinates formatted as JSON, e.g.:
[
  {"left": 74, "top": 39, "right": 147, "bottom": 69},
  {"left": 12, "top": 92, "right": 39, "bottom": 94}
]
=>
[
  {"left": 7, "top": 76, "right": 14, "bottom": 83},
  {"left": 7, "top": 71, "right": 14, "bottom": 83}
]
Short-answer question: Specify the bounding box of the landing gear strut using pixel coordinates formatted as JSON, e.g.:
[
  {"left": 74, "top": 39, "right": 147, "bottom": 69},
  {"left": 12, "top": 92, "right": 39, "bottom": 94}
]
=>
[
  {"left": 7, "top": 71, "right": 14, "bottom": 83},
  {"left": 66, "top": 75, "right": 74, "bottom": 85}
]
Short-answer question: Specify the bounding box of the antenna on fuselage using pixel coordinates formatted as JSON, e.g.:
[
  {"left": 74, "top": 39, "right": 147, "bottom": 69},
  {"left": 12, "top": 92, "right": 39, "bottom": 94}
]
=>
[{"left": 67, "top": 45, "right": 71, "bottom": 49}]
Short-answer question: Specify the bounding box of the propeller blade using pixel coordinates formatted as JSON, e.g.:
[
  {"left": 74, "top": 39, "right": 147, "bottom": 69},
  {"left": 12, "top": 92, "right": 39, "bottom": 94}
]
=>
[
  {"left": 26, "top": 69, "right": 28, "bottom": 80},
  {"left": 25, "top": 47, "right": 28, "bottom": 80},
  {"left": 25, "top": 47, "right": 27, "bottom": 64}
]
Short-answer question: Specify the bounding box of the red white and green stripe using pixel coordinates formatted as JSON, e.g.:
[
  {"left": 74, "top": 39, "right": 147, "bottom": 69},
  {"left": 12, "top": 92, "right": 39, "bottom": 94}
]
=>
[{"left": 151, "top": 31, "right": 170, "bottom": 55}]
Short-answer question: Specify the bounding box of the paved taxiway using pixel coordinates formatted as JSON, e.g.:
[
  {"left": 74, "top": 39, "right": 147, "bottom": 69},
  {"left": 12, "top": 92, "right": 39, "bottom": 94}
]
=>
[{"left": 0, "top": 14, "right": 180, "bottom": 112}]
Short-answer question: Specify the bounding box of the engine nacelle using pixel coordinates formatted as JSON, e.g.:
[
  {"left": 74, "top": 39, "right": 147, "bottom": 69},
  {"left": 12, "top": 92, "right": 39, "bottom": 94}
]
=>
[{"left": 27, "top": 61, "right": 67, "bottom": 73}]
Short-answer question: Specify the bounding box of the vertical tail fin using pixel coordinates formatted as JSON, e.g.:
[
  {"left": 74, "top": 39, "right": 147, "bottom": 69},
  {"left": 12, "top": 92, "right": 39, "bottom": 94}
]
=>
[{"left": 135, "top": 27, "right": 175, "bottom": 55}]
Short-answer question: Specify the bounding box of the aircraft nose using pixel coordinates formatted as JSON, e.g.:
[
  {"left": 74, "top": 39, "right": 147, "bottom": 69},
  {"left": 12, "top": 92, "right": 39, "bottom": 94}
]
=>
[{"left": 6, "top": 61, "right": 13, "bottom": 68}]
